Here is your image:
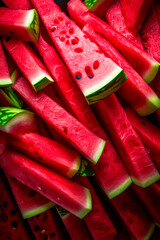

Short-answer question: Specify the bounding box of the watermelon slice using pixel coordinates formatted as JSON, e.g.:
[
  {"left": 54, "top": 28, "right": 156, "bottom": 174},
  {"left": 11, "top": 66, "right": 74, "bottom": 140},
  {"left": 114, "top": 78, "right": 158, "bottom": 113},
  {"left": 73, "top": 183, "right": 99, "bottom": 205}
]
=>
[
  {"left": 111, "top": 187, "right": 155, "bottom": 240},
  {"left": 1, "top": 86, "right": 23, "bottom": 109},
  {"left": 84, "top": 0, "right": 113, "bottom": 17},
  {"left": 0, "top": 147, "right": 92, "bottom": 219},
  {"left": 2, "top": 0, "right": 33, "bottom": 10},
  {"left": 3, "top": 38, "right": 54, "bottom": 92},
  {"left": 105, "top": 0, "right": 144, "bottom": 50},
  {"left": 7, "top": 132, "right": 81, "bottom": 178},
  {"left": 120, "top": 0, "right": 154, "bottom": 33},
  {"left": 125, "top": 107, "right": 160, "bottom": 172},
  {"left": 31, "top": 0, "right": 127, "bottom": 104},
  {"left": 57, "top": 206, "right": 93, "bottom": 240},
  {"left": 6, "top": 176, "right": 55, "bottom": 219},
  {"left": 13, "top": 77, "right": 106, "bottom": 164},
  {"left": 93, "top": 94, "right": 160, "bottom": 187},
  {"left": 0, "top": 7, "right": 39, "bottom": 42},
  {"left": 67, "top": 0, "right": 159, "bottom": 83},
  {"left": 133, "top": 182, "right": 160, "bottom": 226},
  {"left": 28, "top": 208, "right": 65, "bottom": 240},
  {"left": 0, "top": 171, "right": 32, "bottom": 240},
  {"left": 83, "top": 24, "right": 160, "bottom": 116},
  {"left": 0, "top": 40, "right": 12, "bottom": 87},
  {"left": 0, "top": 107, "right": 38, "bottom": 134}
]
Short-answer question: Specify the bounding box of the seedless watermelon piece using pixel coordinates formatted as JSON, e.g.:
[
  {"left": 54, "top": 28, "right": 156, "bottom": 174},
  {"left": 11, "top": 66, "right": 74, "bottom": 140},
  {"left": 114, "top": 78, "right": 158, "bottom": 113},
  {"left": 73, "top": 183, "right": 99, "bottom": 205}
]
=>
[
  {"left": 7, "top": 132, "right": 81, "bottom": 178},
  {"left": 13, "top": 77, "right": 106, "bottom": 164},
  {"left": 3, "top": 39, "right": 54, "bottom": 92},
  {"left": 84, "top": 0, "right": 113, "bottom": 17},
  {"left": 67, "top": 0, "right": 159, "bottom": 83},
  {"left": 6, "top": 176, "right": 55, "bottom": 219},
  {"left": 125, "top": 107, "right": 160, "bottom": 172},
  {"left": 0, "top": 7, "right": 39, "bottom": 42},
  {"left": 31, "top": 0, "right": 127, "bottom": 104},
  {"left": 105, "top": 0, "right": 144, "bottom": 50},
  {"left": 0, "top": 148, "right": 92, "bottom": 219},
  {"left": 93, "top": 94, "right": 160, "bottom": 187},
  {"left": 120, "top": 0, "right": 154, "bottom": 33},
  {"left": 0, "top": 41, "right": 12, "bottom": 87},
  {"left": 83, "top": 24, "right": 160, "bottom": 116},
  {"left": 2, "top": 0, "right": 33, "bottom": 9}
]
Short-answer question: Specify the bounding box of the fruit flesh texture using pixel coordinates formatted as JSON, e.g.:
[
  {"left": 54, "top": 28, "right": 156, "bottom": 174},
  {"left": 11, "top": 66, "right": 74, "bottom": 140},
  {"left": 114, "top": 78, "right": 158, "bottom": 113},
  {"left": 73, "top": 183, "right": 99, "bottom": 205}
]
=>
[
  {"left": 83, "top": 24, "right": 160, "bottom": 116},
  {"left": 0, "top": 147, "right": 92, "bottom": 219},
  {"left": 84, "top": 0, "right": 113, "bottom": 17}
]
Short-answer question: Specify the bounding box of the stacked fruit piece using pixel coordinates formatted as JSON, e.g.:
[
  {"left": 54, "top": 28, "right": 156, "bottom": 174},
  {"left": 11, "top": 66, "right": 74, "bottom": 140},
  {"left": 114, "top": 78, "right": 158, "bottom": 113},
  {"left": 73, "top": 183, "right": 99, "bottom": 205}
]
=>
[{"left": 0, "top": 0, "right": 160, "bottom": 239}]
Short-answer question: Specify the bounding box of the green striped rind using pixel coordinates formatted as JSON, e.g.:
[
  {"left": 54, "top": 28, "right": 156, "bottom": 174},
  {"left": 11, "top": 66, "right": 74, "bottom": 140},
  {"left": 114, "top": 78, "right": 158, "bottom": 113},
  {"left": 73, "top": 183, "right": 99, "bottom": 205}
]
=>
[
  {"left": 3, "top": 87, "right": 23, "bottom": 109},
  {"left": 132, "top": 172, "right": 160, "bottom": 188},
  {"left": 77, "top": 188, "right": 92, "bottom": 219},
  {"left": 0, "top": 107, "right": 26, "bottom": 126},
  {"left": 0, "top": 78, "right": 13, "bottom": 87},
  {"left": 56, "top": 205, "right": 70, "bottom": 218},
  {"left": 26, "top": 9, "right": 40, "bottom": 42},
  {"left": 85, "top": 69, "right": 127, "bottom": 105},
  {"left": 136, "top": 94, "right": 160, "bottom": 116},
  {"left": 91, "top": 138, "right": 106, "bottom": 164},
  {"left": 67, "top": 155, "right": 81, "bottom": 178},
  {"left": 77, "top": 159, "right": 95, "bottom": 177},
  {"left": 32, "top": 76, "right": 54, "bottom": 92},
  {"left": 23, "top": 202, "right": 55, "bottom": 219},
  {"left": 84, "top": 0, "right": 105, "bottom": 11},
  {"left": 10, "top": 68, "right": 21, "bottom": 83},
  {"left": 104, "top": 177, "right": 132, "bottom": 199},
  {"left": 142, "top": 62, "right": 160, "bottom": 84},
  {"left": 144, "top": 224, "right": 155, "bottom": 240}
]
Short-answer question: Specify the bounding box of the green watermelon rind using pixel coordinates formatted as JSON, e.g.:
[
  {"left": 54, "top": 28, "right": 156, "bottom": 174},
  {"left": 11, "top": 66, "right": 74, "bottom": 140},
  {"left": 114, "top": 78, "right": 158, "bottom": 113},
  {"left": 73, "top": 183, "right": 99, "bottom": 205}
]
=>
[
  {"left": 84, "top": 68, "right": 127, "bottom": 104},
  {"left": 91, "top": 138, "right": 106, "bottom": 164},
  {"left": 23, "top": 201, "right": 55, "bottom": 219},
  {"left": 135, "top": 94, "right": 160, "bottom": 116},
  {"left": 105, "top": 177, "right": 132, "bottom": 199},
  {"left": 132, "top": 172, "right": 160, "bottom": 188},
  {"left": 26, "top": 9, "right": 40, "bottom": 42},
  {"left": 142, "top": 62, "right": 160, "bottom": 84},
  {"left": 0, "top": 77, "right": 13, "bottom": 87},
  {"left": 84, "top": 0, "right": 105, "bottom": 11},
  {"left": 3, "top": 87, "right": 23, "bottom": 109},
  {"left": 144, "top": 223, "right": 155, "bottom": 240},
  {"left": 77, "top": 187, "right": 92, "bottom": 219},
  {"left": 0, "top": 107, "right": 26, "bottom": 126},
  {"left": 32, "top": 75, "right": 54, "bottom": 92}
]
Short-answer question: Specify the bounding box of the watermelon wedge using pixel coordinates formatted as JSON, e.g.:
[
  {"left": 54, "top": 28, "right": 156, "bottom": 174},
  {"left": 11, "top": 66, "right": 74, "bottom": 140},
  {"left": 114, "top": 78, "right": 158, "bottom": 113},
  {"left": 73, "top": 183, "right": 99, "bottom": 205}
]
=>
[
  {"left": 105, "top": 0, "right": 144, "bottom": 50},
  {"left": 0, "top": 7, "right": 39, "bottom": 42},
  {"left": 57, "top": 206, "right": 93, "bottom": 240},
  {"left": 0, "top": 107, "right": 38, "bottom": 134},
  {"left": 13, "top": 77, "right": 106, "bottom": 164},
  {"left": 0, "top": 148, "right": 92, "bottom": 219},
  {"left": 120, "top": 0, "right": 154, "bottom": 33},
  {"left": 3, "top": 38, "right": 54, "bottom": 92},
  {"left": 67, "top": 0, "right": 159, "bottom": 83},
  {"left": 31, "top": 0, "right": 127, "bottom": 104},
  {"left": 83, "top": 24, "right": 160, "bottom": 116},
  {"left": 93, "top": 94, "right": 160, "bottom": 187},
  {"left": 111, "top": 187, "right": 155, "bottom": 240},
  {"left": 84, "top": 0, "right": 113, "bottom": 17},
  {"left": 133, "top": 182, "right": 160, "bottom": 226},
  {"left": 6, "top": 176, "right": 55, "bottom": 219},
  {"left": 2, "top": 0, "right": 33, "bottom": 10},
  {"left": 7, "top": 132, "right": 81, "bottom": 178},
  {"left": 0, "top": 40, "right": 12, "bottom": 87},
  {"left": 125, "top": 107, "right": 160, "bottom": 172}
]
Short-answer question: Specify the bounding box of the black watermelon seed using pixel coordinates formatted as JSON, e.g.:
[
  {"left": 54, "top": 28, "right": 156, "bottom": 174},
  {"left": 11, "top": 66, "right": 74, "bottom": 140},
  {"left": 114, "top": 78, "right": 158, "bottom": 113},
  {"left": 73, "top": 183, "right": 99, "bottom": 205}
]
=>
[
  {"left": 28, "top": 190, "right": 36, "bottom": 197},
  {"left": 75, "top": 75, "right": 81, "bottom": 80},
  {"left": 10, "top": 209, "right": 16, "bottom": 215},
  {"left": 89, "top": 75, "right": 93, "bottom": 79},
  {"left": 50, "top": 232, "right": 56, "bottom": 237},
  {"left": 3, "top": 201, "right": 8, "bottom": 208},
  {"left": 142, "top": 121, "right": 146, "bottom": 125},
  {"left": 34, "top": 224, "right": 40, "bottom": 231},
  {"left": 11, "top": 221, "right": 18, "bottom": 227},
  {"left": 0, "top": 212, "right": 8, "bottom": 222}
]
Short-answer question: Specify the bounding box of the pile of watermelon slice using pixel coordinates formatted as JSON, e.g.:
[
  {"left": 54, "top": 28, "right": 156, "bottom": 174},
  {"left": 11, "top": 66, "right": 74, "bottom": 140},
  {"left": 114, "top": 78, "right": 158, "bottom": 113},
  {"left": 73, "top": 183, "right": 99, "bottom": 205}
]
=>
[{"left": 0, "top": 0, "right": 160, "bottom": 239}]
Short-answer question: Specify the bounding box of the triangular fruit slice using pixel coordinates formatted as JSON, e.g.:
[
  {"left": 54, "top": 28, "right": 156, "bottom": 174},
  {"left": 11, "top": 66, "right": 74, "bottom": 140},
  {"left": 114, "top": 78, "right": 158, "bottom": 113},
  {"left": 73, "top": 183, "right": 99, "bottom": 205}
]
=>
[
  {"left": 31, "top": 0, "right": 127, "bottom": 104},
  {"left": 0, "top": 7, "right": 39, "bottom": 42}
]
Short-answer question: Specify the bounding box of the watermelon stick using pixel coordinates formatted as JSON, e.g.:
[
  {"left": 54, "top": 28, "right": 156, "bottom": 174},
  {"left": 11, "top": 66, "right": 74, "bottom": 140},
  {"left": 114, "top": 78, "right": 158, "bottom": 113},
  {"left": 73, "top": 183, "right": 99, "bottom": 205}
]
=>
[
  {"left": 125, "top": 107, "right": 160, "bottom": 172},
  {"left": 2, "top": 0, "right": 33, "bottom": 10},
  {"left": 13, "top": 77, "right": 106, "bottom": 164},
  {"left": 83, "top": 24, "right": 160, "bottom": 116},
  {"left": 0, "top": 40, "right": 13, "bottom": 87},
  {"left": 0, "top": 7, "right": 40, "bottom": 42},
  {"left": 0, "top": 147, "right": 92, "bottom": 219},
  {"left": 84, "top": 0, "right": 113, "bottom": 17},
  {"left": 67, "top": 0, "right": 159, "bottom": 84}
]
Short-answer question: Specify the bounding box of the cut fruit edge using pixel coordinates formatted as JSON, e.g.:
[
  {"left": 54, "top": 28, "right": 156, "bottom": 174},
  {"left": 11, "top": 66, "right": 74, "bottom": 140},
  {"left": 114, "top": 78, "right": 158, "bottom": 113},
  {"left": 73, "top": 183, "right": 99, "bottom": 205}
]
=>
[
  {"left": 144, "top": 224, "right": 155, "bottom": 240},
  {"left": 0, "top": 78, "right": 13, "bottom": 87},
  {"left": 132, "top": 172, "right": 160, "bottom": 188},
  {"left": 26, "top": 9, "right": 40, "bottom": 42},
  {"left": 143, "top": 62, "right": 160, "bottom": 84},
  {"left": 77, "top": 187, "right": 92, "bottom": 219},
  {"left": 91, "top": 138, "right": 106, "bottom": 164}
]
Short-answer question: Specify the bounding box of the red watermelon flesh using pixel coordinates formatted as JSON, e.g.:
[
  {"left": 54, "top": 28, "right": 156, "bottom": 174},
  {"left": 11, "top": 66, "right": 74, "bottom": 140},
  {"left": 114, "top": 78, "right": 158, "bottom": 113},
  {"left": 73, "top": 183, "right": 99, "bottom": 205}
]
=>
[
  {"left": 35, "top": 115, "right": 51, "bottom": 138},
  {"left": 74, "top": 176, "right": 117, "bottom": 240},
  {"left": 31, "top": 0, "right": 127, "bottom": 105},
  {"left": 83, "top": 24, "right": 160, "bottom": 116},
  {"left": 120, "top": 0, "right": 154, "bottom": 33},
  {"left": 0, "top": 40, "right": 12, "bottom": 87},
  {"left": 0, "top": 7, "right": 40, "bottom": 42},
  {"left": 133, "top": 181, "right": 160, "bottom": 226},
  {"left": 0, "top": 147, "right": 92, "bottom": 219},
  {"left": 6, "top": 175, "right": 55, "bottom": 219},
  {"left": 67, "top": 0, "right": 159, "bottom": 84},
  {"left": 105, "top": 0, "right": 144, "bottom": 50},
  {"left": 0, "top": 171, "right": 31, "bottom": 240},
  {"left": 0, "top": 131, "right": 6, "bottom": 154},
  {"left": 84, "top": 0, "right": 113, "bottom": 17},
  {"left": 125, "top": 107, "right": 160, "bottom": 172},
  {"left": 111, "top": 187, "right": 155, "bottom": 240},
  {"left": 57, "top": 206, "right": 93, "bottom": 240},
  {"left": 93, "top": 94, "right": 160, "bottom": 187},
  {"left": 2, "top": 0, "right": 33, "bottom": 9},
  {"left": 7, "top": 132, "right": 81, "bottom": 178},
  {"left": 28, "top": 209, "right": 65, "bottom": 240},
  {"left": 35, "top": 24, "right": 131, "bottom": 199},
  {"left": 0, "top": 89, "right": 13, "bottom": 107},
  {"left": 3, "top": 38, "right": 54, "bottom": 92},
  {"left": 13, "top": 77, "right": 106, "bottom": 164}
]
